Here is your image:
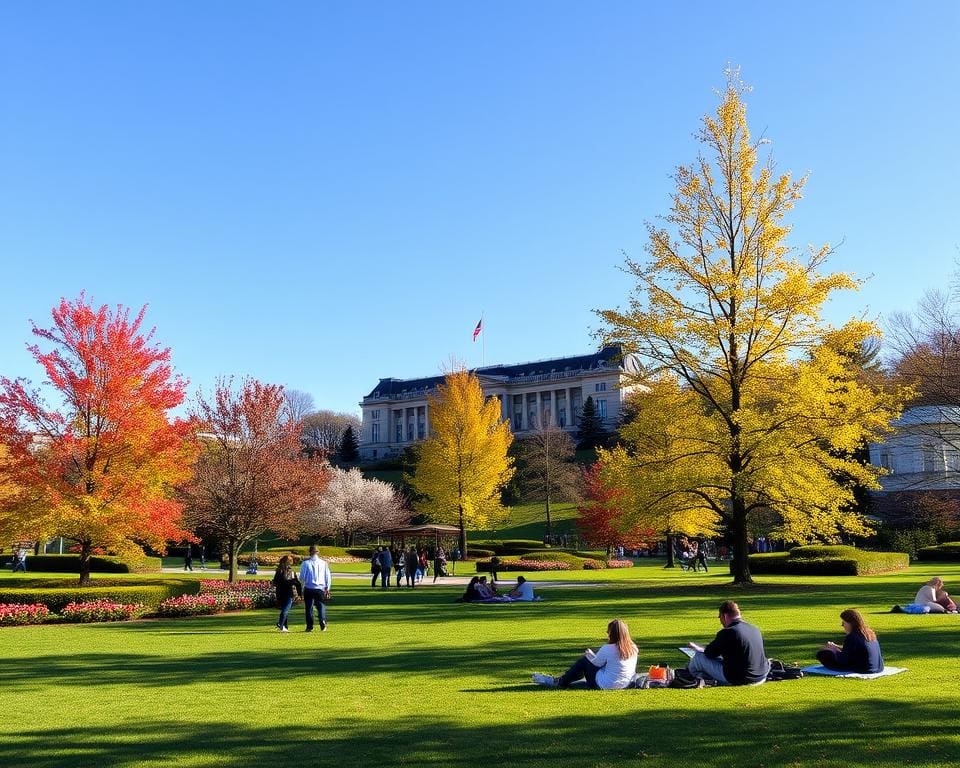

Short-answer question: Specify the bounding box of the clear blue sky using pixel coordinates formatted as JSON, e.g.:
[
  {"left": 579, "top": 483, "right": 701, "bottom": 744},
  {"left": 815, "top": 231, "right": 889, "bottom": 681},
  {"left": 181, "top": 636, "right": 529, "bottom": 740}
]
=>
[{"left": 1, "top": 2, "right": 958, "bottom": 416}]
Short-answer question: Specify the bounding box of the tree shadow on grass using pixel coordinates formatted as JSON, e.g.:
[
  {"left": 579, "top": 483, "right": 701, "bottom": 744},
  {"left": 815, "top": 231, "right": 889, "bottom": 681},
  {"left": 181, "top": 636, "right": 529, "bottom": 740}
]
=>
[{"left": 3, "top": 698, "right": 959, "bottom": 768}]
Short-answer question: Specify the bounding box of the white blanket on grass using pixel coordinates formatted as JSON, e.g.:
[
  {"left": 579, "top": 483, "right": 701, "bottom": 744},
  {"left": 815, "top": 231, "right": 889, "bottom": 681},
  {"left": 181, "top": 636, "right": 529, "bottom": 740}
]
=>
[{"left": 801, "top": 664, "right": 907, "bottom": 679}]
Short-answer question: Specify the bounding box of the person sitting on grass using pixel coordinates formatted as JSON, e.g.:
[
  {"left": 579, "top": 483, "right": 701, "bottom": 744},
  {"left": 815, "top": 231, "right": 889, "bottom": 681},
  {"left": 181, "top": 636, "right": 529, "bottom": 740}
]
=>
[
  {"left": 915, "top": 577, "right": 948, "bottom": 613},
  {"left": 506, "top": 575, "right": 536, "bottom": 601},
  {"left": 816, "top": 609, "right": 884, "bottom": 674},
  {"left": 532, "top": 619, "right": 639, "bottom": 689},
  {"left": 935, "top": 587, "right": 957, "bottom": 613},
  {"left": 462, "top": 576, "right": 482, "bottom": 602},
  {"left": 686, "top": 600, "right": 770, "bottom": 685}
]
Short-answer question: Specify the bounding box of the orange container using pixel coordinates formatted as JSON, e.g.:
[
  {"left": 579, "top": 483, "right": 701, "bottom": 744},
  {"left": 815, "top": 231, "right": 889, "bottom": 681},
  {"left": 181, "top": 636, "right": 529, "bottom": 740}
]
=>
[{"left": 648, "top": 666, "right": 667, "bottom": 681}]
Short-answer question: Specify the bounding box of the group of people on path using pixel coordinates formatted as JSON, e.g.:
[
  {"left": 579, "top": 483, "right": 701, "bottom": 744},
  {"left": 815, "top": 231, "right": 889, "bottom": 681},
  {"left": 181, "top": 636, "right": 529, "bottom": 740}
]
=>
[
  {"left": 271, "top": 546, "right": 332, "bottom": 632},
  {"left": 533, "top": 600, "right": 884, "bottom": 690},
  {"left": 370, "top": 544, "right": 452, "bottom": 588}
]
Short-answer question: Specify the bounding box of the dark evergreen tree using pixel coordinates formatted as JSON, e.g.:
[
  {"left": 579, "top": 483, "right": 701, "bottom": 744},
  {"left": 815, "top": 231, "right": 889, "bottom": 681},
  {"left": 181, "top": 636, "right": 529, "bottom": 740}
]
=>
[
  {"left": 339, "top": 425, "right": 360, "bottom": 462},
  {"left": 577, "top": 395, "right": 607, "bottom": 449}
]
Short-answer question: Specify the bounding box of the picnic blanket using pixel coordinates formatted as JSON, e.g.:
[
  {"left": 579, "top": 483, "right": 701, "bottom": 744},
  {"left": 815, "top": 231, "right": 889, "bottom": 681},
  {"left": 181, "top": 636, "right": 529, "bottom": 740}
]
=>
[{"left": 801, "top": 664, "right": 907, "bottom": 679}]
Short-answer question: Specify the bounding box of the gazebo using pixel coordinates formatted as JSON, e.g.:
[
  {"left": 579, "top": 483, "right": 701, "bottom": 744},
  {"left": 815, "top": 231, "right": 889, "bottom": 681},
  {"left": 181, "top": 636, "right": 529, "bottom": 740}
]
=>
[{"left": 384, "top": 523, "right": 461, "bottom": 549}]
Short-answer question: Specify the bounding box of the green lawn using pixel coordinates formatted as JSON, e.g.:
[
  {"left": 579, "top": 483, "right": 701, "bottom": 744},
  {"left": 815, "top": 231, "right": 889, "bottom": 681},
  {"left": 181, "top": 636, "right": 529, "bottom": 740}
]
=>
[{"left": 2, "top": 563, "right": 960, "bottom": 767}]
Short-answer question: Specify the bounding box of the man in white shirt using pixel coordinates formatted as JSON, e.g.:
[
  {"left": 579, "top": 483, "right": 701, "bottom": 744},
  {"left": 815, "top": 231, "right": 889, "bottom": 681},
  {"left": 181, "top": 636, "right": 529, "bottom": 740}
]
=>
[
  {"left": 507, "top": 576, "right": 536, "bottom": 601},
  {"left": 298, "top": 545, "right": 332, "bottom": 632}
]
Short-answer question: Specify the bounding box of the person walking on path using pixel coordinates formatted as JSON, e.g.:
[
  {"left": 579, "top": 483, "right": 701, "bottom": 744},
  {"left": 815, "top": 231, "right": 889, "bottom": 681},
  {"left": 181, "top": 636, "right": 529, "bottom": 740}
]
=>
[
  {"left": 378, "top": 546, "right": 393, "bottom": 589},
  {"left": 405, "top": 546, "right": 418, "bottom": 588},
  {"left": 11, "top": 549, "right": 27, "bottom": 573},
  {"left": 686, "top": 600, "right": 769, "bottom": 685},
  {"left": 299, "top": 545, "right": 332, "bottom": 632},
  {"left": 272, "top": 555, "right": 302, "bottom": 632},
  {"left": 695, "top": 539, "right": 709, "bottom": 572},
  {"left": 433, "top": 546, "right": 447, "bottom": 583},
  {"left": 370, "top": 547, "right": 382, "bottom": 589},
  {"left": 184, "top": 548, "right": 194, "bottom": 571}
]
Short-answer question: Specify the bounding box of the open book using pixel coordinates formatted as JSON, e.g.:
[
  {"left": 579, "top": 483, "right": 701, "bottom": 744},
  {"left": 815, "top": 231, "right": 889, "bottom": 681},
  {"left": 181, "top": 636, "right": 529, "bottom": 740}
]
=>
[{"left": 678, "top": 647, "right": 696, "bottom": 659}]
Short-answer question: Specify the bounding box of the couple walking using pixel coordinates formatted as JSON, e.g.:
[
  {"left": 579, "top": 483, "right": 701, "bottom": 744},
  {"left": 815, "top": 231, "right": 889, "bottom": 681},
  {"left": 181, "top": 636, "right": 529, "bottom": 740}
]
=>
[{"left": 272, "top": 545, "right": 332, "bottom": 632}]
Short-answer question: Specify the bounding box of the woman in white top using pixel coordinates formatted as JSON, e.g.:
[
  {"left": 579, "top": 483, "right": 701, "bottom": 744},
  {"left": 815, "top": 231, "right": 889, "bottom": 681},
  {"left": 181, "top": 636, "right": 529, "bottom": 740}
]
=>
[
  {"left": 915, "top": 577, "right": 947, "bottom": 613},
  {"left": 532, "top": 619, "right": 639, "bottom": 689}
]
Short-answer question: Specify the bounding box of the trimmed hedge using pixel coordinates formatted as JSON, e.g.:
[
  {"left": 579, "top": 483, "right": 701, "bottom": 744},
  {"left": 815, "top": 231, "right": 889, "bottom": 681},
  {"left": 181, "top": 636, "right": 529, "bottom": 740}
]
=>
[
  {"left": 0, "top": 578, "right": 199, "bottom": 613},
  {"left": 917, "top": 542, "right": 960, "bottom": 562},
  {"left": 744, "top": 547, "right": 909, "bottom": 576},
  {"left": 0, "top": 553, "right": 161, "bottom": 573},
  {"left": 471, "top": 539, "right": 545, "bottom": 556}
]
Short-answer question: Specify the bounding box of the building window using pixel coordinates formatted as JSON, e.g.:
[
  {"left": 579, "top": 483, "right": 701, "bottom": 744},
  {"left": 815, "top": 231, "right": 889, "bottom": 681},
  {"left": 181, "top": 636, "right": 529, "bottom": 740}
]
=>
[
  {"left": 559, "top": 408, "right": 566, "bottom": 428},
  {"left": 407, "top": 424, "right": 414, "bottom": 441},
  {"left": 596, "top": 399, "right": 607, "bottom": 419},
  {"left": 595, "top": 382, "right": 607, "bottom": 392},
  {"left": 396, "top": 424, "right": 403, "bottom": 442},
  {"left": 372, "top": 409, "right": 381, "bottom": 420},
  {"left": 372, "top": 423, "right": 380, "bottom": 443},
  {"left": 528, "top": 409, "right": 537, "bottom": 429},
  {"left": 922, "top": 445, "right": 937, "bottom": 473},
  {"left": 514, "top": 413, "right": 522, "bottom": 430},
  {"left": 418, "top": 423, "right": 425, "bottom": 440}
]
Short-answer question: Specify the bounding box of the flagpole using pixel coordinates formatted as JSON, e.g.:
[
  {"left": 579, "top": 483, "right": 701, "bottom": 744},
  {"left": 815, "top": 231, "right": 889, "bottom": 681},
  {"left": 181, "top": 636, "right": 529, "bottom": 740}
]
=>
[{"left": 481, "top": 312, "right": 485, "bottom": 368}]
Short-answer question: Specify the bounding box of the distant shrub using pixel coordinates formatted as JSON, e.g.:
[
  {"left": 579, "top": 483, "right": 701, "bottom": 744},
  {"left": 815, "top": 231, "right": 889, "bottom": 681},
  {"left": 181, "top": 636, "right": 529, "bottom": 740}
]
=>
[
  {"left": 0, "top": 553, "right": 161, "bottom": 573},
  {"left": 0, "top": 602, "right": 49, "bottom": 626},
  {"left": 199, "top": 579, "right": 275, "bottom": 608},
  {"left": 606, "top": 559, "right": 634, "bottom": 569},
  {"left": 745, "top": 547, "right": 908, "bottom": 575},
  {"left": 917, "top": 542, "right": 960, "bottom": 562},
  {"left": 0, "top": 579, "right": 198, "bottom": 613},
  {"left": 877, "top": 527, "right": 939, "bottom": 560}
]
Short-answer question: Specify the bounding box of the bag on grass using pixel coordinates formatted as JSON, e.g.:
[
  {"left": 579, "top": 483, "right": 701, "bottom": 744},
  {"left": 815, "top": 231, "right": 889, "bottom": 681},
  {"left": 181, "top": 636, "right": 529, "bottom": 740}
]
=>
[
  {"left": 766, "top": 659, "right": 804, "bottom": 681},
  {"left": 669, "top": 668, "right": 705, "bottom": 689}
]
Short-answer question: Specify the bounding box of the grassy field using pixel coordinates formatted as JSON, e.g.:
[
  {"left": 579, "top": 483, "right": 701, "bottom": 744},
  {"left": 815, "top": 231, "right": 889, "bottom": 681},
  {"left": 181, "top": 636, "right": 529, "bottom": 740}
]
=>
[{"left": 3, "top": 561, "right": 959, "bottom": 767}]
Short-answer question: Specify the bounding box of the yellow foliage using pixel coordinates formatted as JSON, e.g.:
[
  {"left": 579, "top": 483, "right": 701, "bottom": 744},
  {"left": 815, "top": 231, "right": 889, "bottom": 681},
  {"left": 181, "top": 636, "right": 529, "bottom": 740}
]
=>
[
  {"left": 408, "top": 369, "right": 515, "bottom": 544},
  {"left": 597, "top": 71, "right": 910, "bottom": 580}
]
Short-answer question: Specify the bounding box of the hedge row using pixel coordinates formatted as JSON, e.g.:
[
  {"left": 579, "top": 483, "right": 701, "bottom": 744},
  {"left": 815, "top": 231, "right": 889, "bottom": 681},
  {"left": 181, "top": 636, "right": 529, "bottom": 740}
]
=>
[
  {"left": 745, "top": 547, "right": 909, "bottom": 576},
  {"left": 0, "top": 578, "right": 199, "bottom": 612},
  {"left": 0, "top": 553, "right": 161, "bottom": 573},
  {"left": 917, "top": 542, "right": 960, "bottom": 561}
]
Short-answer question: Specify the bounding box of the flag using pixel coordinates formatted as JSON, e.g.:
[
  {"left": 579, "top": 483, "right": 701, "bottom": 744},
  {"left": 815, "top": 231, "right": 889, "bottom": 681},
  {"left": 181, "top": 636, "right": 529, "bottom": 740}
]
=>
[{"left": 472, "top": 318, "right": 483, "bottom": 342}]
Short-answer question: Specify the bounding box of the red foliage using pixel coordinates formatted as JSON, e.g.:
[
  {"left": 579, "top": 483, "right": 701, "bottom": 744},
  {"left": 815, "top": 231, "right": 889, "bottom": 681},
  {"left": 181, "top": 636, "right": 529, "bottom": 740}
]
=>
[
  {"left": 0, "top": 295, "right": 196, "bottom": 584},
  {"left": 576, "top": 464, "right": 655, "bottom": 550},
  {"left": 181, "top": 378, "right": 329, "bottom": 581}
]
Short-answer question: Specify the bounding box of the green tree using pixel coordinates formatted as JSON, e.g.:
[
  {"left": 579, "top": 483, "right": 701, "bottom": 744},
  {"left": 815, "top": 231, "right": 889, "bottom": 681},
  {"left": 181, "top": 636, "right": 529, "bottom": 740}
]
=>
[
  {"left": 339, "top": 425, "right": 360, "bottom": 463},
  {"left": 576, "top": 396, "right": 607, "bottom": 450},
  {"left": 598, "top": 72, "right": 907, "bottom": 583},
  {"left": 408, "top": 369, "right": 514, "bottom": 556}
]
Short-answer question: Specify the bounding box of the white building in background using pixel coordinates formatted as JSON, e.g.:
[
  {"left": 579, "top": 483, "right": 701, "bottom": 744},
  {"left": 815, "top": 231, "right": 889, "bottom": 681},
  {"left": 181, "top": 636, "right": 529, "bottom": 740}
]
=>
[
  {"left": 868, "top": 405, "right": 960, "bottom": 493},
  {"left": 358, "top": 344, "right": 642, "bottom": 461}
]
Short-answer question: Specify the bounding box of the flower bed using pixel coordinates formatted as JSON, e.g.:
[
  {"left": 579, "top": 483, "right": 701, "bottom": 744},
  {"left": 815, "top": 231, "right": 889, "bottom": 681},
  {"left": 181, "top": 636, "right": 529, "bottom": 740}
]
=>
[
  {"left": 157, "top": 594, "right": 222, "bottom": 617},
  {"left": 0, "top": 602, "right": 49, "bottom": 626},
  {"left": 199, "top": 579, "right": 274, "bottom": 608},
  {"left": 477, "top": 558, "right": 573, "bottom": 572},
  {"left": 61, "top": 600, "right": 143, "bottom": 623},
  {"left": 605, "top": 559, "right": 634, "bottom": 568}
]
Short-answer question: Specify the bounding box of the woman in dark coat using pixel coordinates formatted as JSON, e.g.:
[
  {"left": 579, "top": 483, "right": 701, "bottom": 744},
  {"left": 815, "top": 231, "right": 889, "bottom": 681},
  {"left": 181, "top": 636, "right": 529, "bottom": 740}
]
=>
[
  {"left": 272, "top": 555, "right": 302, "bottom": 632},
  {"left": 816, "top": 608, "right": 884, "bottom": 673}
]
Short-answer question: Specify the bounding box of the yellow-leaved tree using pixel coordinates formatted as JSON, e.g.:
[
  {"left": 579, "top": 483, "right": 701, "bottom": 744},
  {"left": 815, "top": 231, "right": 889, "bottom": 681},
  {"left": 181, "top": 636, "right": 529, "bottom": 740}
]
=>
[
  {"left": 408, "top": 369, "right": 515, "bottom": 557},
  {"left": 598, "top": 378, "right": 719, "bottom": 567},
  {"left": 598, "top": 71, "right": 908, "bottom": 583}
]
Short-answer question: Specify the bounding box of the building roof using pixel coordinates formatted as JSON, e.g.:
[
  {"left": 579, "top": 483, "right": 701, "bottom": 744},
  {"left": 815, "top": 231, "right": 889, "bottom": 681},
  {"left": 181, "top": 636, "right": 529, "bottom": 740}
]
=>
[
  {"left": 363, "top": 344, "right": 630, "bottom": 401},
  {"left": 893, "top": 405, "right": 960, "bottom": 427}
]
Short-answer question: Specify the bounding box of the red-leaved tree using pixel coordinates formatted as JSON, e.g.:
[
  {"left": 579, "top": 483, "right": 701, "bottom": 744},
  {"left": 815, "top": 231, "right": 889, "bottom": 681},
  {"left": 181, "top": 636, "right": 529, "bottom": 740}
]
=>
[
  {"left": 180, "top": 378, "right": 329, "bottom": 582},
  {"left": 0, "top": 295, "right": 196, "bottom": 585},
  {"left": 576, "top": 464, "right": 654, "bottom": 556}
]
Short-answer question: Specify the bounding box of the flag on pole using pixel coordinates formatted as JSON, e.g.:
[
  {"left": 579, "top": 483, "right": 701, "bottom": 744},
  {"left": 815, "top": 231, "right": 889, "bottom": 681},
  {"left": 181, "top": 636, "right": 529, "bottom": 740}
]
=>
[{"left": 472, "top": 318, "right": 483, "bottom": 342}]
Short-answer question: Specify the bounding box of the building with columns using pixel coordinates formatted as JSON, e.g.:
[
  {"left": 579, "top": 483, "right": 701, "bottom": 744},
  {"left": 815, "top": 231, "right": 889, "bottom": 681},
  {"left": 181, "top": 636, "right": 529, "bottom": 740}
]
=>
[
  {"left": 868, "top": 405, "right": 960, "bottom": 493},
  {"left": 358, "top": 344, "right": 643, "bottom": 461}
]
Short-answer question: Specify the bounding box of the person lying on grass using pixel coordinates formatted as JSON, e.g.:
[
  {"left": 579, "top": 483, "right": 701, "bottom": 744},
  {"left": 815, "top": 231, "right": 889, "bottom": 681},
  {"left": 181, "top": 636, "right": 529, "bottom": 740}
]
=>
[
  {"left": 816, "top": 608, "right": 884, "bottom": 674},
  {"left": 532, "top": 619, "right": 639, "bottom": 689}
]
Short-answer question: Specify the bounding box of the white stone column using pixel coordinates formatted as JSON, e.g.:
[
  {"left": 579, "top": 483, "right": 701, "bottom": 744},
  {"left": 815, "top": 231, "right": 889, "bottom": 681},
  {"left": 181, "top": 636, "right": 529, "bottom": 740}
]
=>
[
  {"left": 566, "top": 387, "right": 573, "bottom": 428},
  {"left": 535, "top": 391, "right": 542, "bottom": 429},
  {"left": 552, "top": 389, "right": 559, "bottom": 427}
]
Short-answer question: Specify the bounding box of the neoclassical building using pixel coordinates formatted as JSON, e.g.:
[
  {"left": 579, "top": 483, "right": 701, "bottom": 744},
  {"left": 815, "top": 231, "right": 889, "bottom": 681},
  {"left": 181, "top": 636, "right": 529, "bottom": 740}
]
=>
[
  {"left": 868, "top": 405, "right": 960, "bottom": 493},
  {"left": 358, "top": 344, "right": 642, "bottom": 461}
]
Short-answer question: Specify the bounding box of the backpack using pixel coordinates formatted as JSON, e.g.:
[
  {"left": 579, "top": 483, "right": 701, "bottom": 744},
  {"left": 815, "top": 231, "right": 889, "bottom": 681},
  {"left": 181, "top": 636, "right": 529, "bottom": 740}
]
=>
[
  {"left": 669, "top": 668, "right": 706, "bottom": 689},
  {"left": 766, "top": 659, "right": 804, "bottom": 681}
]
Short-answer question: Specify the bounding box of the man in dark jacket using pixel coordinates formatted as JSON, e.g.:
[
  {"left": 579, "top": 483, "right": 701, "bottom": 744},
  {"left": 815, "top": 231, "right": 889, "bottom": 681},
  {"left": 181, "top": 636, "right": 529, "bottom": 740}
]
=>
[
  {"left": 687, "top": 600, "right": 770, "bottom": 685},
  {"left": 378, "top": 546, "right": 393, "bottom": 589}
]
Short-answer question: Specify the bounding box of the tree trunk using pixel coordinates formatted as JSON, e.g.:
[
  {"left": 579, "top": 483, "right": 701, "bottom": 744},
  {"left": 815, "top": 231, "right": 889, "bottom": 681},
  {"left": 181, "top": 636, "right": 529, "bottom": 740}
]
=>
[
  {"left": 729, "top": 497, "right": 753, "bottom": 584},
  {"left": 545, "top": 494, "right": 552, "bottom": 540},
  {"left": 78, "top": 539, "right": 92, "bottom": 586},
  {"left": 458, "top": 505, "right": 467, "bottom": 560},
  {"left": 665, "top": 532, "right": 676, "bottom": 568},
  {"left": 228, "top": 537, "right": 238, "bottom": 583}
]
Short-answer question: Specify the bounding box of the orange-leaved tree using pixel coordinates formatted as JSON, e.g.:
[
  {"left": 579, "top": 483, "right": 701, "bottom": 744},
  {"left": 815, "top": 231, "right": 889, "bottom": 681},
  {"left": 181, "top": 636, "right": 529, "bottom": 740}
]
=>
[
  {"left": 180, "top": 378, "right": 329, "bottom": 582},
  {"left": 0, "top": 295, "right": 196, "bottom": 585}
]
